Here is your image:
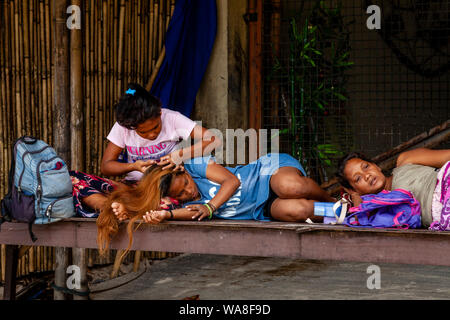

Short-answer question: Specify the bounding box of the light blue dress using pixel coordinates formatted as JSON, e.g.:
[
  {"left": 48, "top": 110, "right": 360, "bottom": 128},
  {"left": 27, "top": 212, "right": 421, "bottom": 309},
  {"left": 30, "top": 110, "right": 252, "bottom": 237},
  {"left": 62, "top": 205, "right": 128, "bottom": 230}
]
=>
[{"left": 183, "top": 153, "right": 306, "bottom": 221}]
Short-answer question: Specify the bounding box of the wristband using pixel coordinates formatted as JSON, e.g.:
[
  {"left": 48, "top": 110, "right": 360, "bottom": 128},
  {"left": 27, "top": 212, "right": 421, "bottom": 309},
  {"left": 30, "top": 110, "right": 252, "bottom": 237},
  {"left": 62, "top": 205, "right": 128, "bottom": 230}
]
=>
[
  {"left": 168, "top": 209, "right": 174, "bottom": 219},
  {"left": 203, "top": 203, "right": 213, "bottom": 219},
  {"left": 208, "top": 202, "right": 217, "bottom": 212}
]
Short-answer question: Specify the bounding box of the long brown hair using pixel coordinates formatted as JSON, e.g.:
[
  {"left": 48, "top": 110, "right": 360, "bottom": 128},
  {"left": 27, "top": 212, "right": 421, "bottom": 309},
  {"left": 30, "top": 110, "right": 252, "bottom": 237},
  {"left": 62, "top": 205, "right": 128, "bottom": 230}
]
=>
[{"left": 96, "top": 165, "right": 181, "bottom": 258}]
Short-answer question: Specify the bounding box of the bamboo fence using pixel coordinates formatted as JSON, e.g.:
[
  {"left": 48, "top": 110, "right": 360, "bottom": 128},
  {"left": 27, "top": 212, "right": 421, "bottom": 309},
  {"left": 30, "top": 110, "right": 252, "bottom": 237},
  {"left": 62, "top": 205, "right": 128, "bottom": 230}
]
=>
[{"left": 0, "top": 0, "right": 176, "bottom": 282}]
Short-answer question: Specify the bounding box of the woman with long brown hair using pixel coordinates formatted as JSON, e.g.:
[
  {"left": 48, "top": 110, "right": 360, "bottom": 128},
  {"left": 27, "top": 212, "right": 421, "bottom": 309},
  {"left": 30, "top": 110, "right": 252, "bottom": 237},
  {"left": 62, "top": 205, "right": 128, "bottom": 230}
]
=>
[
  {"left": 96, "top": 165, "right": 182, "bottom": 256},
  {"left": 97, "top": 153, "right": 335, "bottom": 256}
]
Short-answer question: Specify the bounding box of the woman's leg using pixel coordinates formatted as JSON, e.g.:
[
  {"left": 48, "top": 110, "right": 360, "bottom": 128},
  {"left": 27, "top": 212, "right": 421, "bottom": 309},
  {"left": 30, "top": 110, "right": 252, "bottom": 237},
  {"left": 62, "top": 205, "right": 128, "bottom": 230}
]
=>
[
  {"left": 269, "top": 167, "right": 335, "bottom": 202},
  {"left": 269, "top": 198, "right": 323, "bottom": 222},
  {"left": 81, "top": 193, "right": 108, "bottom": 212},
  {"left": 266, "top": 166, "right": 333, "bottom": 222}
]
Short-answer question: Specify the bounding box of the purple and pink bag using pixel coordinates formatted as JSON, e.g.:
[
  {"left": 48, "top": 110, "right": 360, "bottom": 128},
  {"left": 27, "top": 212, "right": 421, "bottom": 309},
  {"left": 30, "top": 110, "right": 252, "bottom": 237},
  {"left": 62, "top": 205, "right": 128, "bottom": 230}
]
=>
[{"left": 344, "top": 189, "right": 422, "bottom": 229}]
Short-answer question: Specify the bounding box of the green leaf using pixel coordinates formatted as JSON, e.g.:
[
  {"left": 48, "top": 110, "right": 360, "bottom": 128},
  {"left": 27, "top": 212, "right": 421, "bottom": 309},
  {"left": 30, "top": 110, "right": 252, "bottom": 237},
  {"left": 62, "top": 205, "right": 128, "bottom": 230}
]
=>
[
  {"left": 333, "top": 92, "right": 348, "bottom": 101},
  {"left": 278, "top": 128, "right": 290, "bottom": 136}
]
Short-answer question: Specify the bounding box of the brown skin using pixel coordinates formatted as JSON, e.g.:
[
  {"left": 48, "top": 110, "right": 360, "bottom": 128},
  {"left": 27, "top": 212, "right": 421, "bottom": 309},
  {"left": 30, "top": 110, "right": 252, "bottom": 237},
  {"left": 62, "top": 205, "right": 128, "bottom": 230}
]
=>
[
  {"left": 144, "top": 159, "right": 241, "bottom": 223},
  {"left": 343, "top": 148, "right": 450, "bottom": 206},
  {"left": 143, "top": 161, "right": 335, "bottom": 224},
  {"left": 101, "top": 113, "right": 221, "bottom": 176}
]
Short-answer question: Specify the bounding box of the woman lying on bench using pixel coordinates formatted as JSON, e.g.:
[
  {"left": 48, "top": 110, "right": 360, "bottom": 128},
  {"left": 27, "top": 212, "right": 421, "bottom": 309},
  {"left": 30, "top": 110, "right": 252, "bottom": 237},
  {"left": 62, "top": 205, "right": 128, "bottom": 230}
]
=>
[
  {"left": 336, "top": 147, "right": 450, "bottom": 230},
  {"left": 96, "top": 153, "right": 335, "bottom": 254}
]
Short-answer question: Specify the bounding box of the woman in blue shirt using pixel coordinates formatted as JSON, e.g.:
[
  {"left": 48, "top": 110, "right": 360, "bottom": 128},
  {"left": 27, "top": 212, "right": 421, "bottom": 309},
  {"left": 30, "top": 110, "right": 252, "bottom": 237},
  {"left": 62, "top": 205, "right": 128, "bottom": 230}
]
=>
[
  {"left": 97, "top": 154, "right": 336, "bottom": 253},
  {"left": 151, "top": 153, "right": 334, "bottom": 223},
  {"left": 97, "top": 153, "right": 335, "bottom": 254}
]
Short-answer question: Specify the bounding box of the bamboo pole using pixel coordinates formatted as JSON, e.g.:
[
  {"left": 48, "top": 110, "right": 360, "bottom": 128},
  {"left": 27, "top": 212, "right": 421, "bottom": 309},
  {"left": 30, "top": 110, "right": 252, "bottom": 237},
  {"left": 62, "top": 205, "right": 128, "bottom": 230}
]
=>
[
  {"left": 29, "top": 246, "right": 35, "bottom": 273},
  {"left": 72, "top": 248, "right": 88, "bottom": 300},
  {"left": 145, "top": 46, "right": 165, "bottom": 91},
  {"left": 149, "top": 0, "right": 154, "bottom": 71},
  {"left": 126, "top": 0, "right": 131, "bottom": 84},
  {"left": 70, "top": 0, "right": 84, "bottom": 171},
  {"left": 53, "top": 0, "right": 71, "bottom": 300},
  {"left": 133, "top": 250, "right": 141, "bottom": 272},
  {"left": 152, "top": 1, "right": 158, "bottom": 69},
  {"left": 33, "top": 0, "right": 41, "bottom": 137},
  {"left": 110, "top": 249, "right": 125, "bottom": 278},
  {"left": 27, "top": 0, "right": 36, "bottom": 137},
  {"left": 116, "top": 0, "right": 126, "bottom": 97},
  {"left": 0, "top": 5, "right": 6, "bottom": 193},
  {"left": 93, "top": 0, "right": 99, "bottom": 174},
  {"left": 108, "top": 0, "right": 115, "bottom": 129},
  {"left": 88, "top": 0, "right": 95, "bottom": 172},
  {"left": 36, "top": 246, "right": 41, "bottom": 273},
  {"left": 85, "top": 0, "right": 91, "bottom": 172},
  {"left": 14, "top": 1, "right": 23, "bottom": 136},
  {"left": 137, "top": 0, "right": 142, "bottom": 81},
  {"left": 39, "top": 0, "right": 48, "bottom": 140},
  {"left": 45, "top": 0, "right": 53, "bottom": 144},
  {"left": 99, "top": 0, "right": 107, "bottom": 170},
  {"left": 1, "top": 245, "right": 5, "bottom": 282},
  {"left": 158, "top": 0, "right": 163, "bottom": 52},
  {"left": 2, "top": 1, "right": 11, "bottom": 189}
]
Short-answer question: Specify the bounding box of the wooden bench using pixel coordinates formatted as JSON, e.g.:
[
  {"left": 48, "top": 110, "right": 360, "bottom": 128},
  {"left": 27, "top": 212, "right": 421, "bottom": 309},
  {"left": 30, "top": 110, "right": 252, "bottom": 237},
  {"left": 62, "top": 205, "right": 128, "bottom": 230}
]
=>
[{"left": 1, "top": 218, "right": 450, "bottom": 300}]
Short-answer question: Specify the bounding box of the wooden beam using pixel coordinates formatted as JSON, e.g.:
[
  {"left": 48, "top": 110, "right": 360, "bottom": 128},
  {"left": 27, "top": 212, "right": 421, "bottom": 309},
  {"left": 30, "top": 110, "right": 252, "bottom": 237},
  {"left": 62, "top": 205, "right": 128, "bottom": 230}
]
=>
[
  {"left": 70, "top": 0, "right": 84, "bottom": 172},
  {"left": 248, "top": 0, "right": 262, "bottom": 130},
  {"left": 3, "top": 245, "right": 18, "bottom": 300},
  {"left": 72, "top": 248, "right": 88, "bottom": 300},
  {"left": 53, "top": 0, "right": 71, "bottom": 301},
  {"left": 1, "top": 219, "right": 450, "bottom": 267}
]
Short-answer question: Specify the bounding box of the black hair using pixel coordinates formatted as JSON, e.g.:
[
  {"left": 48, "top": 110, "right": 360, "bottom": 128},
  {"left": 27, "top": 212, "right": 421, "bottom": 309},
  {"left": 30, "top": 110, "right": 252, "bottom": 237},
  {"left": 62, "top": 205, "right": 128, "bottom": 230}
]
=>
[
  {"left": 114, "top": 83, "right": 162, "bottom": 130},
  {"left": 143, "top": 164, "right": 184, "bottom": 197},
  {"left": 336, "top": 152, "right": 373, "bottom": 189}
]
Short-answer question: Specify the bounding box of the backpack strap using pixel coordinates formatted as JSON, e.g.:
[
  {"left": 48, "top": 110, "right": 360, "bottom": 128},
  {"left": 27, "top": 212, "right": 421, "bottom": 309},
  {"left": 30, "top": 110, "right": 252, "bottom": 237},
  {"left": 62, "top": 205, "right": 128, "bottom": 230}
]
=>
[
  {"left": 28, "top": 222, "right": 37, "bottom": 242},
  {"left": 332, "top": 198, "right": 349, "bottom": 224}
]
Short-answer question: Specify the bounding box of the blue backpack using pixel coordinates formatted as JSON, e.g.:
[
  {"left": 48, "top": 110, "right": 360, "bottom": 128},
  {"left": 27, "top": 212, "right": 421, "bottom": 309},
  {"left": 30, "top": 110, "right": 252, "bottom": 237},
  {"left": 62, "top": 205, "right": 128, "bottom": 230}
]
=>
[{"left": 0, "top": 136, "right": 75, "bottom": 241}]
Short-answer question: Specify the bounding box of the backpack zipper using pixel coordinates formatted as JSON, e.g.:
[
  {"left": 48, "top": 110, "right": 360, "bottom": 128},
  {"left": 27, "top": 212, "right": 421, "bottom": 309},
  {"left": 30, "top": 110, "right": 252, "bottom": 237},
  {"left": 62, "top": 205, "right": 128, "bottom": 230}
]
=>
[
  {"left": 36, "top": 156, "right": 61, "bottom": 196},
  {"left": 44, "top": 195, "right": 73, "bottom": 222}
]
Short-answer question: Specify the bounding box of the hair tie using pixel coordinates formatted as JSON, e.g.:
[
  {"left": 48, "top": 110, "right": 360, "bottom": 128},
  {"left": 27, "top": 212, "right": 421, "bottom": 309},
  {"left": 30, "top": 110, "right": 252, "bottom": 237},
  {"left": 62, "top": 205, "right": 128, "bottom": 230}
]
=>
[{"left": 126, "top": 89, "right": 136, "bottom": 96}]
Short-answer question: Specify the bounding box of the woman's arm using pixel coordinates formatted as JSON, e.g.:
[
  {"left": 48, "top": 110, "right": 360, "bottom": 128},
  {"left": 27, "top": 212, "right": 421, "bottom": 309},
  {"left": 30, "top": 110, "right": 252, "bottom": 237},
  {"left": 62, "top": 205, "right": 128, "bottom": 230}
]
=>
[
  {"left": 144, "top": 160, "right": 241, "bottom": 223},
  {"left": 100, "top": 141, "right": 155, "bottom": 176},
  {"left": 396, "top": 148, "right": 450, "bottom": 168},
  {"left": 185, "top": 161, "right": 241, "bottom": 221}
]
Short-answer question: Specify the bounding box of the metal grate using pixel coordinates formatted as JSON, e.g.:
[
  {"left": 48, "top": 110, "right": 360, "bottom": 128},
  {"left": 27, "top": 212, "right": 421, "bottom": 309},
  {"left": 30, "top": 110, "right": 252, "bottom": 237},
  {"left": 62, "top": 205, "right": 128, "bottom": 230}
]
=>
[{"left": 262, "top": 0, "right": 450, "bottom": 183}]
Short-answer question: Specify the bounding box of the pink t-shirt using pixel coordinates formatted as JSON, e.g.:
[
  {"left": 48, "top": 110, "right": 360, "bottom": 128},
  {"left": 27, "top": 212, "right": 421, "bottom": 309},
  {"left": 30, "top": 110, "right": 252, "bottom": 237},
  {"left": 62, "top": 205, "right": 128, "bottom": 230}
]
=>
[{"left": 107, "top": 108, "right": 197, "bottom": 181}]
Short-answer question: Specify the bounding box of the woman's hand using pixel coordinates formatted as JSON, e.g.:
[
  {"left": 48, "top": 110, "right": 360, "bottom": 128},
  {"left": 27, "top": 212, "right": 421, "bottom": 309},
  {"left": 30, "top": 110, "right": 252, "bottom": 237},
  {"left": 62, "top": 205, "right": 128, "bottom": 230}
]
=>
[
  {"left": 158, "top": 152, "right": 185, "bottom": 171},
  {"left": 143, "top": 210, "right": 169, "bottom": 224},
  {"left": 186, "top": 204, "right": 212, "bottom": 221},
  {"left": 133, "top": 159, "right": 156, "bottom": 173}
]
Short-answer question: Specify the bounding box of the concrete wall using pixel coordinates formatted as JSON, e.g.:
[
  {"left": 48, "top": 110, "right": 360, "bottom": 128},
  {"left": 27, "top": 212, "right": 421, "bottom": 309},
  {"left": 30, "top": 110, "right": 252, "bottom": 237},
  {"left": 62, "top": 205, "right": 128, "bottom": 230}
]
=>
[{"left": 193, "top": 0, "right": 249, "bottom": 133}]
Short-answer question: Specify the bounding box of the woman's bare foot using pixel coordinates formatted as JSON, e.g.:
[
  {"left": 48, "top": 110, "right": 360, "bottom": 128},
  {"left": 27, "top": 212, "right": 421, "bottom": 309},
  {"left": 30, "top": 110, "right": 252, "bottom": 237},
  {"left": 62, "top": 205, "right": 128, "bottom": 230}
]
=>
[{"left": 112, "top": 202, "right": 129, "bottom": 221}]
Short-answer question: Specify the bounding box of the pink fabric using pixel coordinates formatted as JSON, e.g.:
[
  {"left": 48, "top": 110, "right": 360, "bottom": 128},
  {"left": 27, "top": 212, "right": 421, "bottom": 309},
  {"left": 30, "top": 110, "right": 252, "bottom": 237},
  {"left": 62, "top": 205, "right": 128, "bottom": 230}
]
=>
[
  {"left": 430, "top": 161, "right": 450, "bottom": 231},
  {"left": 107, "top": 108, "right": 197, "bottom": 181}
]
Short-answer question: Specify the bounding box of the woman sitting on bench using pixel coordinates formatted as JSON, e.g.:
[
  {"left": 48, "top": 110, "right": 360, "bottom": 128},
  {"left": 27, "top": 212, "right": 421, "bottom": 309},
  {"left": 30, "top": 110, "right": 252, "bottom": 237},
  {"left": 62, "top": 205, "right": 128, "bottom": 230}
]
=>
[
  {"left": 336, "top": 147, "right": 450, "bottom": 230},
  {"left": 96, "top": 153, "right": 335, "bottom": 254}
]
